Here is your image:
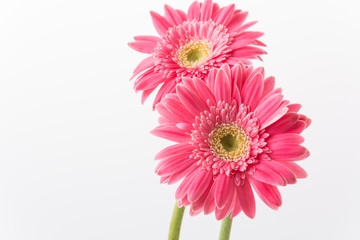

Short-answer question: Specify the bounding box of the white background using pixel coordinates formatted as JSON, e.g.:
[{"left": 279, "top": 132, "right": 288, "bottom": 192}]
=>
[{"left": 1, "top": 0, "right": 359, "bottom": 239}]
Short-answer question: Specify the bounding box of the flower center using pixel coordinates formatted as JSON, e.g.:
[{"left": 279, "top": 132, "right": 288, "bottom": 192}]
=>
[
  {"left": 176, "top": 40, "right": 212, "bottom": 69},
  {"left": 210, "top": 124, "right": 250, "bottom": 162}
]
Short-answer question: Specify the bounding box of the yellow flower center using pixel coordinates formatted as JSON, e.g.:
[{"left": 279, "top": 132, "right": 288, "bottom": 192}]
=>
[
  {"left": 210, "top": 124, "right": 250, "bottom": 162},
  {"left": 176, "top": 40, "right": 212, "bottom": 68}
]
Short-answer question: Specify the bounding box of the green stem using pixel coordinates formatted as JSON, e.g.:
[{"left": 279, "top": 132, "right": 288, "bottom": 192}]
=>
[
  {"left": 219, "top": 214, "right": 233, "bottom": 240},
  {"left": 168, "top": 202, "right": 185, "bottom": 240}
]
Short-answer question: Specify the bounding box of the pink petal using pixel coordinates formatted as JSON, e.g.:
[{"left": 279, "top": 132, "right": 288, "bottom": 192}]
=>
[
  {"left": 155, "top": 143, "right": 193, "bottom": 160},
  {"left": 254, "top": 93, "right": 283, "bottom": 124},
  {"left": 176, "top": 84, "right": 208, "bottom": 116},
  {"left": 156, "top": 156, "right": 195, "bottom": 177},
  {"left": 215, "top": 174, "right": 235, "bottom": 209},
  {"left": 150, "top": 11, "right": 172, "bottom": 36},
  {"left": 128, "top": 41, "right": 156, "bottom": 54},
  {"left": 227, "top": 11, "right": 248, "bottom": 32},
  {"left": 236, "top": 178, "right": 256, "bottom": 218},
  {"left": 257, "top": 161, "right": 297, "bottom": 185},
  {"left": 213, "top": 4, "right": 235, "bottom": 26},
  {"left": 188, "top": 170, "right": 213, "bottom": 202},
  {"left": 200, "top": 0, "right": 213, "bottom": 20},
  {"left": 287, "top": 103, "right": 302, "bottom": 113},
  {"left": 164, "top": 4, "right": 184, "bottom": 26},
  {"left": 241, "top": 73, "right": 264, "bottom": 111},
  {"left": 278, "top": 162, "right": 307, "bottom": 179},
  {"left": 262, "top": 76, "right": 275, "bottom": 97},
  {"left": 230, "top": 197, "right": 242, "bottom": 218},
  {"left": 267, "top": 133, "right": 305, "bottom": 145},
  {"left": 269, "top": 145, "right": 309, "bottom": 161},
  {"left": 250, "top": 178, "right": 282, "bottom": 210},
  {"left": 193, "top": 78, "right": 217, "bottom": 106},
  {"left": 214, "top": 68, "right": 232, "bottom": 103},
  {"left": 134, "top": 70, "right": 165, "bottom": 91},
  {"left": 203, "top": 183, "right": 216, "bottom": 215},
  {"left": 187, "top": 1, "right": 201, "bottom": 20},
  {"left": 215, "top": 194, "right": 236, "bottom": 220},
  {"left": 162, "top": 95, "right": 195, "bottom": 123},
  {"left": 141, "top": 86, "right": 156, "bottom": 104},
  {"left": 167, "top": 163, "right": 199, "bottom": 184},
  {"left": 175, "top": 172, "right": 198, "bottom": 199},
  {"left": 266, "top": 113, "right": 300, "bottom": 135},
  {"left": 131, "top": 56, "right": 155, "bottom": 79},
  {"left": 151, "top": 124, "right": 190, "bottom": 142},
  {"left": 152, "top": 81, "right": 176, "bottom": 110},
  {"left": 251, "top": 168, "right": 285, "bottom": 186}
]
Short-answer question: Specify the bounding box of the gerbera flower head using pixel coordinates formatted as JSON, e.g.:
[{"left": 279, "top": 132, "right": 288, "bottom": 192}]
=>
[
  {"left": 129, "top": 0, "right": 266, "bottom": 108},
  {"left": 152, "top": 63, "right": 311, "bottom": 220}
]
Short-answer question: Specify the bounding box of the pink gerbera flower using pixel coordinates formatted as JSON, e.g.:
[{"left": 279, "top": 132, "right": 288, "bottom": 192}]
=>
[
  {"left": 129, "top": 0, "right": 266, "bottom": 108},
  {"left": 152, "top": 64, "right": 311, "bottom": 220}
]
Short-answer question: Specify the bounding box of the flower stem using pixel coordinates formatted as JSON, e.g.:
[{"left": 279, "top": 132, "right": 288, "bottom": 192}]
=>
[
  {"left": 168, "top": 202, "right": 185, "bottom": 240},
  {"left": 219, "top": 214, "right": 233, "bottom": 240}
]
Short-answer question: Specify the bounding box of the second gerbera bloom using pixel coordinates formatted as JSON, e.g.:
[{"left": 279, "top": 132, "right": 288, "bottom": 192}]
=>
[
  {"left": 152, "top": 63, "right": 310, "bottom": 220},
  {"left": 129, "top": 0, "right": 266, "bottom": 107}
]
